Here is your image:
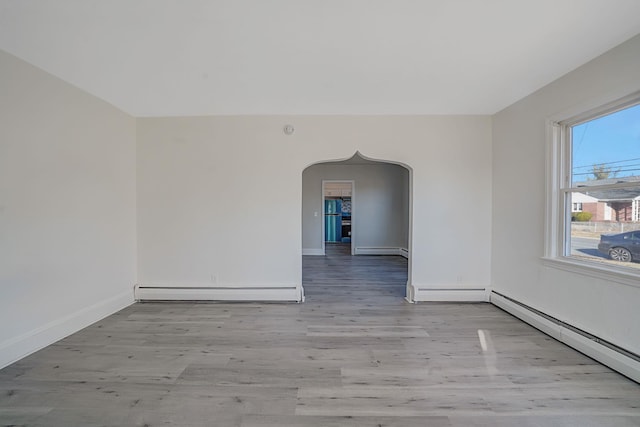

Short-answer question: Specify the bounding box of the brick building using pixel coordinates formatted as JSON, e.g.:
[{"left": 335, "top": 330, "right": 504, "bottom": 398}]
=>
[{"left": 572, "top": 178, "right": 640, "bottom": 222}]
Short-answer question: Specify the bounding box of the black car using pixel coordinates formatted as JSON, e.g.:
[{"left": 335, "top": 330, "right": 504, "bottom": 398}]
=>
[{"left": 597, "top": 231, "right": 640, "bottom": 262}]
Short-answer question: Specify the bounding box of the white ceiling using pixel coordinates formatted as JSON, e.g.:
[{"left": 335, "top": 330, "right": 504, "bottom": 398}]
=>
[{"left": 1, "top": 0, "right": 639, "bottom": 117}]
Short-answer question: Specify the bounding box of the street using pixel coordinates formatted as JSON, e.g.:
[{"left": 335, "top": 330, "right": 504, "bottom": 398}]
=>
[
  {"left": 571, "top": 235, "right": 640, "bottom": 268},
  {"left": 571, "top": 236, "right": 603, "bottom": 259}
]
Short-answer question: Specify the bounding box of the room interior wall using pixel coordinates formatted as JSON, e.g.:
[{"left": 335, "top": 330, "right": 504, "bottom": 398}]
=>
[
  {"left": 0, "top": 50, "right": 137, "bottom": 368},
  {"left": 137, "top": 115, "right": 492, "bottom": 301},
  {"left": 302, "top": 162, "right": 409, "bottom": 254},
  {"left": 492, "top": 34, "right": 640, "bottom": 355},
  {"left": 2, "top": 26, "right": 638, "bottom": 376}
]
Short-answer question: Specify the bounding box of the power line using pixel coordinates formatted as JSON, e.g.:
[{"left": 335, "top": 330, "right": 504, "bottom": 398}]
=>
[
  {"left": 573, "top": 167, "right": 640, "bottom": 177},
  {"left": 573, "top": 162, "right": 640, "bottom": 173},
  {"left": 573, "top": 121, "right": 589, "bottom": 155},
  {"left": 573, "top": 157, "right": 640, "bottom": 170}
]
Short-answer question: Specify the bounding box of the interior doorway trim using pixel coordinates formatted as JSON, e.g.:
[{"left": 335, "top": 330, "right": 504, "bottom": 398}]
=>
[
  {"left": 302, "top": 151, "right": 413, "bottom": 302},
  {"left": 322, "top": 180, "right": 355, "bottom": 255}
]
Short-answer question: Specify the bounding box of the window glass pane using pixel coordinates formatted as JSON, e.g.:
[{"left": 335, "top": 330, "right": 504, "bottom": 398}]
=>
[
  {"left": 571, "top": 103, "right": 640, "bottom": 186},
  {"left": 568, "top": 189, "right": 640, "bottom": 268}
]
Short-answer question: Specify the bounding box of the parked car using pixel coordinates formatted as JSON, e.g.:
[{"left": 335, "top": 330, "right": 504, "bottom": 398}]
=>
[{"left": 597, "top": 231, "right": 640, "bottom": 262}]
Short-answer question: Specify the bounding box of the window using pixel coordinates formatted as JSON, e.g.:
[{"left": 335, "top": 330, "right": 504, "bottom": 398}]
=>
[{"left": 548, "top": 95, "right": 640, "bottom": 274}]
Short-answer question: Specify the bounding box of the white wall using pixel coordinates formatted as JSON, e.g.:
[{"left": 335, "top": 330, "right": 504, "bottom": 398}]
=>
[
  {"left": 137, "top": 115, "right": 492, "bottom": 300},
  {"left": 0, "top": 50, "right": 137, "bottom": 368},
  {"left": 492, "top": 34, "right": 640, "bottom": 354},
  {"left": 302, "top": 162, "right": 409, "bottom": 253}
]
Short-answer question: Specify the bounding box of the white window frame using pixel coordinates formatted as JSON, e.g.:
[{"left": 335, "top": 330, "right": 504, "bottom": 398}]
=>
[{"left": 544, "top": 91, "right": 640, "bottom": 287}]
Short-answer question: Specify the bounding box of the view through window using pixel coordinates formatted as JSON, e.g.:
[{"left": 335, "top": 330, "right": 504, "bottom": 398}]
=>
[{"left": 566, "top": 102, "right": 640, "bottom": 268}]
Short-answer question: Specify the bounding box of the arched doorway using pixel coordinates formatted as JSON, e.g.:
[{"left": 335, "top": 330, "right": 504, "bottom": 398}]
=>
[{"left": 301, "top": 152, "right": 412, "bottom": 301}]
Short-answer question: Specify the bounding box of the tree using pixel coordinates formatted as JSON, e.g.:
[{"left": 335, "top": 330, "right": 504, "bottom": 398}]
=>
[{"left": 590, "top": 163, "right": 619, "bottom": 180}]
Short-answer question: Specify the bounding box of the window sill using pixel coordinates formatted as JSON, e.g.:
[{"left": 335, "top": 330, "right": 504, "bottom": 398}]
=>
[{"left": 541, "top": 257, "right": 640, "bottom": 289}]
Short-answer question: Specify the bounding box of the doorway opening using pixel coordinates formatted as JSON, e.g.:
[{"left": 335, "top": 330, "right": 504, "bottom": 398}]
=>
[
  {"left": 302, "top": 152, "right": 412, "bottom": 301},
  {"left": 322, "top": 180, "right": 354, "bottom": 255}
]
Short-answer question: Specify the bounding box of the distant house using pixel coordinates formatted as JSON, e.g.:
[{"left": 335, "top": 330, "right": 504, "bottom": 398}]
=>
[
  {"left": 572, "top": 178, "right": 640, "bottom": 222},
  {"left": 571, "top": 192, "right": 609, "bottom": 220}
]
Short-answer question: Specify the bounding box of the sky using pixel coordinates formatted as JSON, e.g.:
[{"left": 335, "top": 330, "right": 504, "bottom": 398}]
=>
[{"left": 572, "top": 102, "right": 640, "bottom": 184}]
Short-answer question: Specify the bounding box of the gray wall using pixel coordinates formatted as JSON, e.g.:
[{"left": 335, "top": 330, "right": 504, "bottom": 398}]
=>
[
  {"left": 492, "top": 34, "right": 640, "bottom": 354},
  {"left": 138, "top": 115, "right": 491, "bottom": 298},
  {"left": 0, "top": 50, "right": 137, "bottom": 368},
  {"left": 302, "top": 162, "right": 409, "bottom": 253}
]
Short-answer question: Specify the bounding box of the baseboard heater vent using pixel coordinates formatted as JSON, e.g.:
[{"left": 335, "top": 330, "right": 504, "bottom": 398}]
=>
[
  {"left": 134, "top": 285, "right": 302, "bottom": 302},
  {"left": 412, "top": 287, "right": 488, "bottom": 302},
  {"left": 354, "top": 247, "right": 409, "bottom": 257},
  {"left": 491, "top": 290, "right": 640, "bottom": 383}
]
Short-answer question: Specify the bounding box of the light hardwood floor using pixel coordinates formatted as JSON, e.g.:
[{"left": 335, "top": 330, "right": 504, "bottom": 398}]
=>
[{"left": 1, "top": 243, "right": 639, "bottom": 426}]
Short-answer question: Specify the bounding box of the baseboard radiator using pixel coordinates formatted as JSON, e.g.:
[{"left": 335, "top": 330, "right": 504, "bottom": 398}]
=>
[
  {"left": 134, "top": 285, "right": 303, "bottom": 302},
  {"left": 490, "top": 290, "right": 640, "bottom": 383},
  {"left": 302, "top": 248, "right": 325, "bottom": 256},
  {"left": 354, "top": 247, "right": 409, "bottom": 258},
  {"left": 411, "top": 287, "right": 489, "bottom": 302}
]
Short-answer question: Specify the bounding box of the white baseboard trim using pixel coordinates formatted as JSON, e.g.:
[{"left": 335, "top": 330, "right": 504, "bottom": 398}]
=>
[
  {"left": 0, "top": 289, "right": 134, "bottom": 370},
  {"left": 134, "top": 284, "right": 303, "bottom": 302},
  {"left": 354, "top": 247, "right": 408, "bottom": 257},
  {"left": 491, "top": 291, "right": 640, "bottom": 383},
  {"left": 405, "top": 281, "right": 415, "bottom": 303},
  {"left": 302, "top": 248, "right": 325, "bottom": 256},
  {"left": 412, "top": 287, "right": 489, "bottom": 302}
]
